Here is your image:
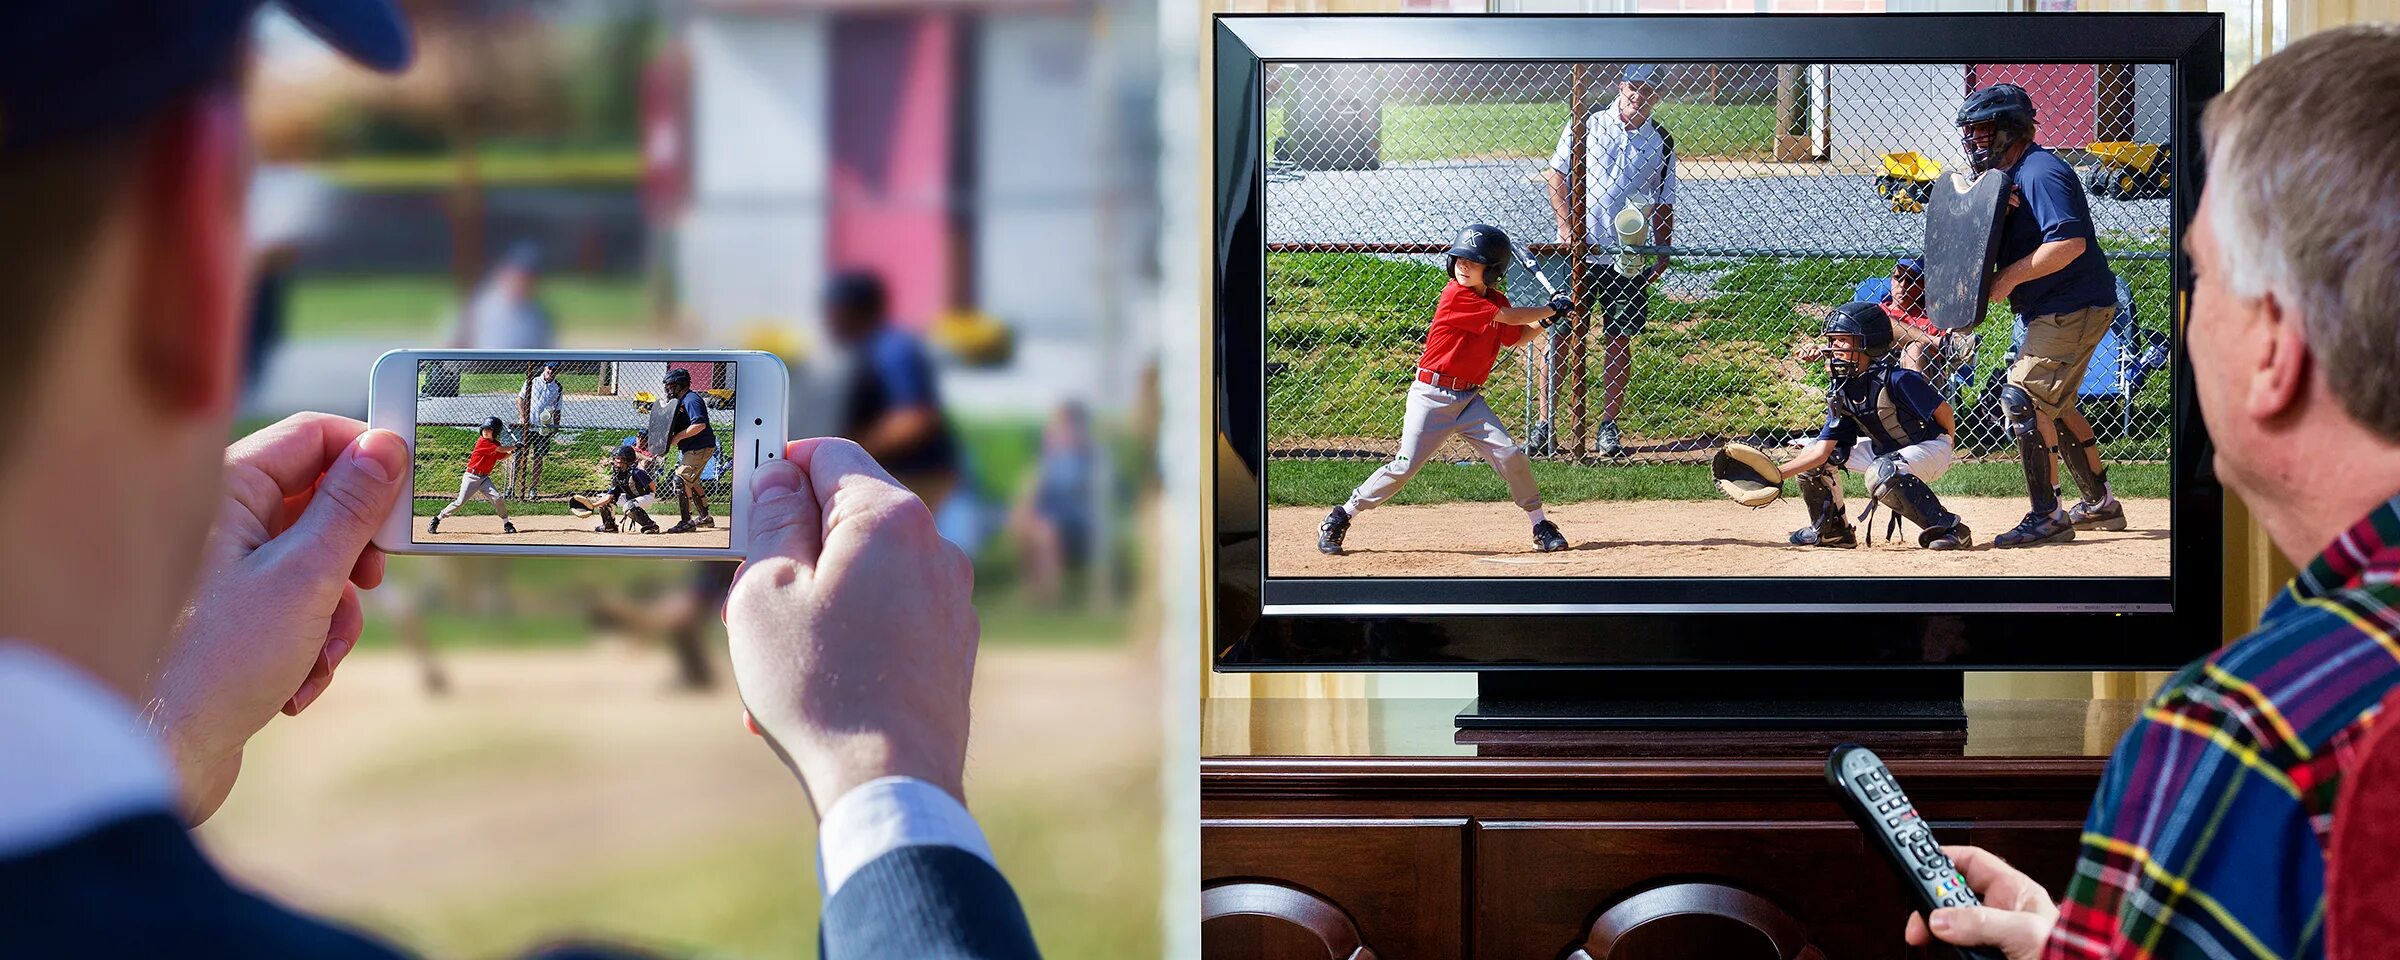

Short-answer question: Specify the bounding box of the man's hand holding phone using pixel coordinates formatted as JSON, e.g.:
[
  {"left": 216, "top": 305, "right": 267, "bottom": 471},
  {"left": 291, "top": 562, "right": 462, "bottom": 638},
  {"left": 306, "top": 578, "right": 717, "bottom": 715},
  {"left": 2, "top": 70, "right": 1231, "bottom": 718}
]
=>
[
  {"left": 725, "top": 438, "right": 979, "bottom": 812},
  {"left": 1902, "top": 845, "right": 2060, "bottom": 960}
]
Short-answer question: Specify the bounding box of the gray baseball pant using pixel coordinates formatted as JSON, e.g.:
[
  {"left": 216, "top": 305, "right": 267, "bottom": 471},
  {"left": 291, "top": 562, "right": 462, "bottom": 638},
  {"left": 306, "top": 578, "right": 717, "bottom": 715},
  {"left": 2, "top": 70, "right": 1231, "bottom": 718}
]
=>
[{"left": 1344, "top": 380, "right": 1543, "bottom": 515}]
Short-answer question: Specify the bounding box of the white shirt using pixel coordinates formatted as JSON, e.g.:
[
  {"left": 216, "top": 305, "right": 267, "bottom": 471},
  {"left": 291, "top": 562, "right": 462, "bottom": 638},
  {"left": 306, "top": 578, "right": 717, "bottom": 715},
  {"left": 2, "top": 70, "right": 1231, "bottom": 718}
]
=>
[
  {"left": 1550, "top": 102, "right": 1679, "bottom": 255},
  {"left": 0, "top": 642, "right": 992, "bottom": 900},
  {"left": 522, "top": 376, "right": 564, "bottom": 422}
]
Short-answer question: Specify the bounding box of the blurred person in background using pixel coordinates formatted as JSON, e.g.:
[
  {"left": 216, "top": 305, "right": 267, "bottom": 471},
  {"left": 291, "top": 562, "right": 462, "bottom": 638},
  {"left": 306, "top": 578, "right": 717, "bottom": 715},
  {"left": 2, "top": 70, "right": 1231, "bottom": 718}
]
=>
[
  {"left": 827, "top": 270, "right": 962, "bottom": 510},
  {"left": 1011, "top": 402, "right": 1097, "bottom": 607},
  {"left": 0, "top": 4, "right": 1041, "bottom": 957},
  {"left": 447, "top": 240, "right": 556, "bottom": 350}
]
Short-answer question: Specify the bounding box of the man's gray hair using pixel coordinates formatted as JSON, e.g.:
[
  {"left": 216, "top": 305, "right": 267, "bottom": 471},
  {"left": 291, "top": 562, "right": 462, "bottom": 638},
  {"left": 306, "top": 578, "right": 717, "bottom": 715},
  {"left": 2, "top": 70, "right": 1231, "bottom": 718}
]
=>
[{"left": 2202, "top": 24, "right": 2400, "bottom": 441}]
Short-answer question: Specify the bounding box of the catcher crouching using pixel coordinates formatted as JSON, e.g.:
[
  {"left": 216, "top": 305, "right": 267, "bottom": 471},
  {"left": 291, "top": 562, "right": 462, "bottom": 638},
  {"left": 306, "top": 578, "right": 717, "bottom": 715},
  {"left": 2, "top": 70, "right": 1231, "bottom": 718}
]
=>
[
  {"left": 1318, "top": 224, "right": 1575, "bottom": 556},
  {"left": 1714, "top": 301, "right": 1971, "bottom": 550},
  {"left": 571, "top": 444, "right": 664, "bottom": 535}
]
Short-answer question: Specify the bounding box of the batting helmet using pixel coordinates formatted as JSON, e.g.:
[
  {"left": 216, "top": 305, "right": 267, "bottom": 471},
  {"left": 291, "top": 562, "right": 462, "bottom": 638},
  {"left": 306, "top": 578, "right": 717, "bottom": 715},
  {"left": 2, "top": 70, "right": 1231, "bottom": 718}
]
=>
[
  {"left": 1823, "top": 301, "right": 1896, "bottom": 380},
  {"left": 1957, "top": 83, "right": 2036, "bottom": 171},
  {"left": 1445, "top": 224, "right": 1513, "bottom": 276},
  {"left": 482, "top": 416, "right": 506, "bottom": 436},
  {"left": 662, "top": 368, "right": 691, "bottom": 391}
]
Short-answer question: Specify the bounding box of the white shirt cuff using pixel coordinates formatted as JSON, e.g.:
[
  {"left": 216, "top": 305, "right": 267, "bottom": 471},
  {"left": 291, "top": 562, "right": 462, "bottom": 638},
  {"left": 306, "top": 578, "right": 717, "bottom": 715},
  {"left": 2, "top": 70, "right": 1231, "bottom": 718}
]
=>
[{"left": 815, "top": 776, "right": 997, "bottom": 899}]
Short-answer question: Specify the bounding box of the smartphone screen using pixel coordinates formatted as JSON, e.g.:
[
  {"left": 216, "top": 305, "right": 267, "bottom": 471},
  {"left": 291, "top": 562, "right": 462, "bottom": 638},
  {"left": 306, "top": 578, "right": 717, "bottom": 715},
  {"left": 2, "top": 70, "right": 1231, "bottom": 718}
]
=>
[{"left": 412, "top": 357, "right": 736, "bottom": 548}]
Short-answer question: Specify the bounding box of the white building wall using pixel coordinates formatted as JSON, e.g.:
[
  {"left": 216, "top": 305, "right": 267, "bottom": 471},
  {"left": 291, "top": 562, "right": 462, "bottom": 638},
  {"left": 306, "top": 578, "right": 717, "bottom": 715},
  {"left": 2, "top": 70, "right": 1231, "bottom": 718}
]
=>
[
  {"left": 682, "top": 14, "right": 829, "bottom": 341},
  {"left": 975, "top": 14, "right": 1103, "bottom": 343},
  {"left": 1828, "top": 62, "right": 1971, "bottom": 170}
]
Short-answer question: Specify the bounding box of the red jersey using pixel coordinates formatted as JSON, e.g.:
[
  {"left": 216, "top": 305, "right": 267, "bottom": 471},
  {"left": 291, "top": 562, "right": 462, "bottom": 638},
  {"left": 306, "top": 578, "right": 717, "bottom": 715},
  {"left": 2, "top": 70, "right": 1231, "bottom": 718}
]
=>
[
  {"left": 1417, "top": 282, "right": 1529, "bottom": 386},
  {"left": 465, "top": 436, "right": 506, "bottom": 476},
  {"left": 1885, "top": 297, "right": 1939, "bottom": 338}
]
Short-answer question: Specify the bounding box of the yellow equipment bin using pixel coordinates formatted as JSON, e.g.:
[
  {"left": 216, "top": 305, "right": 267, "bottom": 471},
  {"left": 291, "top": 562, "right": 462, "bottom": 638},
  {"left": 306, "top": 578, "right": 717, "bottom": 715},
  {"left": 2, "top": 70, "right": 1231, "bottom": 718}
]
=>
[{"left": 1874, "top": 151, "right": 1942, "bottom": 213}]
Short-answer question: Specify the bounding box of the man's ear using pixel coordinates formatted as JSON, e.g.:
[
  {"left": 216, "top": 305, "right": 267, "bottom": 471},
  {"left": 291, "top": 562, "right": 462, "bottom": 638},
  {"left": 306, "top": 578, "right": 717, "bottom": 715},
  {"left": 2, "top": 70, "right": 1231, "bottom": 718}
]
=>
[
  {"left": 2249, "top": 288, "right": 2310, "bottom": 422},
  {"left": 131, "top": 87, "right": 249, "bottom": 416}
]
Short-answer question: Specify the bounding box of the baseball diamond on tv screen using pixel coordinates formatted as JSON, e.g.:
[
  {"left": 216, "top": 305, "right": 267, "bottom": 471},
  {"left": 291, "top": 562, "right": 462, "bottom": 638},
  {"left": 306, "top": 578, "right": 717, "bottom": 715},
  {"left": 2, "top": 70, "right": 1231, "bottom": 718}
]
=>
[
  {"left": 413, "top": 358, "right": 737, "bottom": 548},
  {"left": 1262, "top": 59, "right": 2178, "bottom": 582}
]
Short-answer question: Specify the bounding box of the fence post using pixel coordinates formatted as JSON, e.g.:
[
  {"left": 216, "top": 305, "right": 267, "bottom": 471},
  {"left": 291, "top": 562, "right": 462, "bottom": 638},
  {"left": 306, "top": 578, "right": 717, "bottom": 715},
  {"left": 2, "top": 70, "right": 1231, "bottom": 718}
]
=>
[{"left": 1566, "top": 62, "right": 1591, "bottom": 464}]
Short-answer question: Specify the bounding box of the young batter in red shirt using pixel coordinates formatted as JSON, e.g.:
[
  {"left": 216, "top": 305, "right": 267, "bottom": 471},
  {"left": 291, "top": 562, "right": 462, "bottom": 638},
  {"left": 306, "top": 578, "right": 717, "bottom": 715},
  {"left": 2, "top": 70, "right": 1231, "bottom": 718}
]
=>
[
  {"left": 429, "top": 415, "right": 523, "bottom": 535},
  {"left": 1319, "top": 224, "right": 1575, "bottom": 556}
]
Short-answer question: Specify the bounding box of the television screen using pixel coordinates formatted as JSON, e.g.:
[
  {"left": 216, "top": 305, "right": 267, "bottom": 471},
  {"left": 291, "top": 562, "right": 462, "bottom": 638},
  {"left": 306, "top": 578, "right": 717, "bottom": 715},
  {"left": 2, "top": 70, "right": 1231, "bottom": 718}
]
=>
[{"left": 1213, "top": 15, "right": 2225, "bottom": 668}]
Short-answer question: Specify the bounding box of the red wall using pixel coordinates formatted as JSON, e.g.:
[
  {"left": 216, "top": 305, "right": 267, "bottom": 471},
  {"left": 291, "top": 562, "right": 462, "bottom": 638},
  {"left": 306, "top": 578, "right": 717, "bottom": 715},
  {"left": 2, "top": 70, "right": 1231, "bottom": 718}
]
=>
[
  {"left": 1970, "top": 64, "right": 2099, "bottom": 149},
  {"left": 828, "top": 13, "right": 958, "bottom": 331}
]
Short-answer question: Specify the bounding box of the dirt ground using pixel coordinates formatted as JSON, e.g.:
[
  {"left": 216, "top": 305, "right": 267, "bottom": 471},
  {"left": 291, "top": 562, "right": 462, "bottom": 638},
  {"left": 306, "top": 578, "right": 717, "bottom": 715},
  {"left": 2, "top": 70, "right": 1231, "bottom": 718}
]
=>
[
  {"left": 197, "top": 643, "right": 1161, "bottom": 956},
  {"left": 414, "top": 511, "right": 732, "bottom": 549},
  {"left": 1273, "top": 496, "right": 2171, "bottom": 578}
]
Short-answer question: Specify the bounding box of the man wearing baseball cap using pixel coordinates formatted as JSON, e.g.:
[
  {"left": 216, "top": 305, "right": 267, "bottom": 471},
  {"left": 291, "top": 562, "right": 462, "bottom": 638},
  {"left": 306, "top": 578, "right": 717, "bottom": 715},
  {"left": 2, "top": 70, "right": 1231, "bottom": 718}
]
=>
[{"left": 0, "top": 4, "right": 1036, "bottom": 958}]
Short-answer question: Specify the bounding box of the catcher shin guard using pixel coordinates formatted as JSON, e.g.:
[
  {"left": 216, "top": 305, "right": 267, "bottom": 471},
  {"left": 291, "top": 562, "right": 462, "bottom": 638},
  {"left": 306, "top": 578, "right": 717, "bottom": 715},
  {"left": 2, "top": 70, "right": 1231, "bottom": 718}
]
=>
[
  {"left": 595, "top": 501, "right": 620, "bottom": 534},
  {"left": 1874, "top": 468, "right": 1970, "bottom": 549},
  {"left": 1999, "top": 383, "right": 2060, "bottom": 516},
  {"left": 1789, "top": 462, "right": 1855, "bottom": 548},
  {"left": 626, "top": 504, "right": 660, "bottom": 534},
  {"left": 2054, "top": 419, "right": 2116, "bottom": 502}
]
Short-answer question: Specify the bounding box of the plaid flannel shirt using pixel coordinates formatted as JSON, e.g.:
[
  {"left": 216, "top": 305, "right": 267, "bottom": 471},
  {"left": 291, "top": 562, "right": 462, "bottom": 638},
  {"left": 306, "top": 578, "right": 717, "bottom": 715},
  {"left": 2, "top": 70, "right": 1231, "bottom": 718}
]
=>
[{"left": 2050, "top": 495, "right": 2400, "bottom": 960}]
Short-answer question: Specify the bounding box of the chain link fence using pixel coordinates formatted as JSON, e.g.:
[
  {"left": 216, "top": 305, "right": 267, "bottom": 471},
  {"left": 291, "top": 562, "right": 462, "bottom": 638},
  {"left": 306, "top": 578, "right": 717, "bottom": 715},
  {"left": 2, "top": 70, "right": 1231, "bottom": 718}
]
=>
[
  {"left": 413, "top": 358, "right": 739, "bottom": 509},
  {"left": 1263, "top": 60, "right": 2175, "bottom": 465}
]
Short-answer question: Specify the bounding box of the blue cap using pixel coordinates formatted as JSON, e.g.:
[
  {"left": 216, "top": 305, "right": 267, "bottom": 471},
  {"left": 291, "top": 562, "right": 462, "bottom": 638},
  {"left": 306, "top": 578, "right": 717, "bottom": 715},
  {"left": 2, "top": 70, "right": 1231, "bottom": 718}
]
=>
[
  {"left": 1895, "top": 256, "right": 1925, "bottom": 275},
  {"left": 1621, "top": 64, "right": 1661, "bottom": 86},
  {"left": 501, "top": 239, "right": 544, "bottom": 272},
  {"left": 0, "top": 0, "right": 412, "bottom": 154}
]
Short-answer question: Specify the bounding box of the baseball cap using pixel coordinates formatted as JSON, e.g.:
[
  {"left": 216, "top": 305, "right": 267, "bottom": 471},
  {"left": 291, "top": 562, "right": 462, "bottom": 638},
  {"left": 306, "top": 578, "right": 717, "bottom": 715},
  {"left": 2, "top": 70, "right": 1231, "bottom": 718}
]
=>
[
  {"left": 1622, "top": 63, "right": 1661, "bottom": 86},
  {"left": 1894, "top": 256, "right": 1925, "bottom": 275},
  {"left": 0, "top": 0, "right": 412, "bottom": 154}
]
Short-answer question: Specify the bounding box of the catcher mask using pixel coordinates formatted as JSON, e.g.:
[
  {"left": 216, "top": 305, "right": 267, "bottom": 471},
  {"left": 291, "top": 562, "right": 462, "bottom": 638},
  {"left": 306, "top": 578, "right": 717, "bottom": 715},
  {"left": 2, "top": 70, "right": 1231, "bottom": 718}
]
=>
[{"left": 1822, "top": 301, "right": 1896, "bottom": 380}]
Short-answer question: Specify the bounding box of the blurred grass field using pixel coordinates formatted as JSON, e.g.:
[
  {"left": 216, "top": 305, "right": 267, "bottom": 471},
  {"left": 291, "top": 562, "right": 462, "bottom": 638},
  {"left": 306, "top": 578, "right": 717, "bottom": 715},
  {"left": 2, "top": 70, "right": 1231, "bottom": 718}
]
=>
[{"left": 290, "top": 274, "right": 650, "bottom": 338}]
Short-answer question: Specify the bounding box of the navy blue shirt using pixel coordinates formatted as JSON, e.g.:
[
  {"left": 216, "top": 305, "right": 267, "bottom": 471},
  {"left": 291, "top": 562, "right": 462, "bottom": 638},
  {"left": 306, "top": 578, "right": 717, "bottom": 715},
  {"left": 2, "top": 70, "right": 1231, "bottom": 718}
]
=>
[
  {"left": 844, "top": 326, "right": 959, "bottom": 475},
  {"left": 2000, "top": 146, "right": 2118, "bottom": 317},
  {"left": 670, "top": 390, "right": 716, "bottom": 453},
  {"left": 1820, "top": 364, "right": 1949, "bottom": 458}
]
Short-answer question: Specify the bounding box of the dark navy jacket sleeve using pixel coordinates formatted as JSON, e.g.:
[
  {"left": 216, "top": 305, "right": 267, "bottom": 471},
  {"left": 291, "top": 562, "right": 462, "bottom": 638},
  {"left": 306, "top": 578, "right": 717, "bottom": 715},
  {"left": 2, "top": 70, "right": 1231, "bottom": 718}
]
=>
[
  {"left": 2019, "top": 154, "right": 2096, "bottom": 245},
  {"left": 0, "top": 813, "right": 409, "bottom": 959},
  {"left": 1890, "top": 370, "right": 1950, "bottom": 429},
  {"left": 821, "top": 845, "right": 1042, "bottom": 960}
]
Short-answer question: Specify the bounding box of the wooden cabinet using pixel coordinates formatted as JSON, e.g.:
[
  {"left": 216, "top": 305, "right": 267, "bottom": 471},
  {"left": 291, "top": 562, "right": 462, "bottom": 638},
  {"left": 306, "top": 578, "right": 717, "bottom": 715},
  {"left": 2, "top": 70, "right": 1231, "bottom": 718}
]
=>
[{"left": 1202, "top": 698, "right": 2132, "bottom": 960}]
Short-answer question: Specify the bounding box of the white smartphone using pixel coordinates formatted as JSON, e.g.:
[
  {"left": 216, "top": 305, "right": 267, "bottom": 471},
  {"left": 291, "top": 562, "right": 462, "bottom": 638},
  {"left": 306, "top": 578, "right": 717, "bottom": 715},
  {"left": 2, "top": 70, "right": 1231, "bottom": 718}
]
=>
[{"left": 368, "top": 349, "right": 789, "bottom": 559}]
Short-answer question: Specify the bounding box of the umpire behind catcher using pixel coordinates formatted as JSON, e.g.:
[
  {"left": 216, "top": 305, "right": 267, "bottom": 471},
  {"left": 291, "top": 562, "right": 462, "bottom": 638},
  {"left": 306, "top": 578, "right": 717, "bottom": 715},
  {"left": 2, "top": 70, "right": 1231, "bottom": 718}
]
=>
[
  {"left": 0, "top": 4, "right": 1040, "bottom": 957},
  {"left": 659, "top": 366, "right": 717, "bottom": 533},
  {"left": 1955, "top": 83, "right": 2128, "bottom": 549}
]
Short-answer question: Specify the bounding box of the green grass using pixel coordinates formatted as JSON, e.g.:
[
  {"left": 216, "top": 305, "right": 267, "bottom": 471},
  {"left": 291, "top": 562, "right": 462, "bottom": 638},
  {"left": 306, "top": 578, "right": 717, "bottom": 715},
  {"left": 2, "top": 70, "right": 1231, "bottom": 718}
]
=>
[
  {"left": 1268, "top": 100, "right": 1778, "bottom": 165},
  {"left": 1266, "top": 251, "right": 2178, "bottom": 460},
  {"left": 1265, "top": 458, "right": 2173, "bottom": 506},
  {"left": 289, "top": 274, "right": 651, "bottom": 339},
  {"left": 310, "top": 149, "right": 643, "bottom": 189}
]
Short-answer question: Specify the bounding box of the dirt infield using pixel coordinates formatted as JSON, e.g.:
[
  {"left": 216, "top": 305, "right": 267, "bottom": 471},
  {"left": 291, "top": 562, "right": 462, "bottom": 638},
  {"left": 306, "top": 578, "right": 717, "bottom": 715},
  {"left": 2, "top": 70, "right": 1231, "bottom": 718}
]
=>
[
  {"left": 414, "top": 512, "right": 732, "bottom": 549},
  {"left": 1271, "top": 496, "right": 2169, "bottom": 578}
]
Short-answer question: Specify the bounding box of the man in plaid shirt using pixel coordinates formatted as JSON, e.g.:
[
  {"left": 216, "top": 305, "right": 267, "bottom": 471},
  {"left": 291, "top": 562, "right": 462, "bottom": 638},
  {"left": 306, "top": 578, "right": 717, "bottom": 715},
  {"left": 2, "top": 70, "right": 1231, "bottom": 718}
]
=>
[{"left": 1905, "top": 25, "right": 2400, "bottom": 960}]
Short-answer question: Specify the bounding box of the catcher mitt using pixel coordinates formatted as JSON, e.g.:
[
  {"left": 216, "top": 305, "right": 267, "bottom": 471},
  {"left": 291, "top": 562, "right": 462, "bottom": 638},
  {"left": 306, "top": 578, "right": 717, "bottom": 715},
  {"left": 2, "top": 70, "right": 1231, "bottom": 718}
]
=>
[
  {"left": 1712, "top": 442, "right": 1784, "bottom": 508},
  {"left": 568, "top": 493, "right": 599, "bottom": 519}
]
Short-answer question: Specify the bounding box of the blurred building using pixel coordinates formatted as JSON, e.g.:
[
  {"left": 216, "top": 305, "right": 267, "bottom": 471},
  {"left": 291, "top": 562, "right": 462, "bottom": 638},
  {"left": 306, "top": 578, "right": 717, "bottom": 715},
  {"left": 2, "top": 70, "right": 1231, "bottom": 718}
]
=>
[{"left": 662, "top": 0, "right": 1161, "bottom": 429}]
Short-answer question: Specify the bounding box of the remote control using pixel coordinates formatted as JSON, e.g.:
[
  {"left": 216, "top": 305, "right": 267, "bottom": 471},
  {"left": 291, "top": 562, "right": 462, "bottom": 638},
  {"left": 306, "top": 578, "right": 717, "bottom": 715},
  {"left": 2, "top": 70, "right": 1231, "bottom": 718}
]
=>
[{"left": 1827, "top": 743, "right": 2007, "bottom": 960}]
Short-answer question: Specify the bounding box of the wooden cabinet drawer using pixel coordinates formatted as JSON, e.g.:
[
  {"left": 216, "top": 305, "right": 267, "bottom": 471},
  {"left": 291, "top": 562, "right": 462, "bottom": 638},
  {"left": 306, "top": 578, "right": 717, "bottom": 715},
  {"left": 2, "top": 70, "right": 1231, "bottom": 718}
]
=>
[
  {"left": 1474, "top": 819, "right": 2082, "bottom": 960},
  {"left": 1204, "top": 818, "right": 1468, "bottom": 960}
]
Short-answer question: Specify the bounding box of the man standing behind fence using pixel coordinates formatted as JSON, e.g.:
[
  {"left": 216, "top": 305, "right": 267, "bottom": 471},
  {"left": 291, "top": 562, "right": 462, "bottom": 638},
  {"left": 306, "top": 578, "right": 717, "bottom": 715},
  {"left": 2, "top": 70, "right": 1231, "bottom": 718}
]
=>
[
  {"left": 511, "top": 361, "right": 563, "bottom": 498},
  {"left": 1546, "top": 62, "right": 1677, "bottom": 459}
]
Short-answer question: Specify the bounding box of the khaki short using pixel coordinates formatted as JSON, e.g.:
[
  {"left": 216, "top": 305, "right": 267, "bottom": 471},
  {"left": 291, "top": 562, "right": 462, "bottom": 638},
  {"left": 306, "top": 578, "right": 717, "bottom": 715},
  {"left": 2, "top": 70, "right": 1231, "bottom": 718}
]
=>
[
  {"left": 2006, "top": 304, "right": 2113, "bottom": 420},
  {"left": 676, "top": 446, "right": 715, "bottom": 486}
]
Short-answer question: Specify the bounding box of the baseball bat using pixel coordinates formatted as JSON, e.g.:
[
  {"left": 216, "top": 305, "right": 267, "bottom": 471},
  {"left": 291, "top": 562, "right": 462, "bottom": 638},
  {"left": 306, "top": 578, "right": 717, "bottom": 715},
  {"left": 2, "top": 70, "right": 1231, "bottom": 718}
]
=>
[{"left": 1511, "top": 241, "right": 1563, "bottom": 299}]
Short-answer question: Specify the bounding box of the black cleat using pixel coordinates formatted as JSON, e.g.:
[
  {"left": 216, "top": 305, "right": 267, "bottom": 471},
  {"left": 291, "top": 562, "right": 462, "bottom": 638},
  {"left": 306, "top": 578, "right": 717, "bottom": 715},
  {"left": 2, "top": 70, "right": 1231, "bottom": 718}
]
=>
[
  {"left": 1595, "top": 420, "right": 1627, "bottom": 458},
  {"left": 2067, "top": 497, "right": 2127, "bottom": 532},
  {"left": 1790, "top": 522, "right": 1858, "bottom": 548},
  {"left": 1532, "top": 520, "right": 1568, "bottom": 553},
  {"left": 502, "top": 521, "right": 518, "bottom": 534},
  {"left": 665, "top": 520, "right": 697, "bottom": 534},
  {"left": 695, "top": 516, "right": 715, "bottom": 529},
  {"left": 595, "top": 520, "right": 620, "bottom": 534},
  {"left": 426, "top": 517, "right": 440, "bottom": 534},
  {"left": 1995, "top": 510, "right": 2076, "bottom": 548},
  {"left": 1317, "top": 507, "right": 1351, "bottom": 555},
  {"left": 1922, "top": 523, "right": 1973, "bottom": 551}
]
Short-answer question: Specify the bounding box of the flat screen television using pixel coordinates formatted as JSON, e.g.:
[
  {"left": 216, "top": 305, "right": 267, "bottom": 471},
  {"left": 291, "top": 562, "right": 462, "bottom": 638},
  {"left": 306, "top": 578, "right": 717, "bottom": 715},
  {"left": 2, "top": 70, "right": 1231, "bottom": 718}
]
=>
[{"left": 1210, "top": 13, "right": 2226, "bottom": 696}]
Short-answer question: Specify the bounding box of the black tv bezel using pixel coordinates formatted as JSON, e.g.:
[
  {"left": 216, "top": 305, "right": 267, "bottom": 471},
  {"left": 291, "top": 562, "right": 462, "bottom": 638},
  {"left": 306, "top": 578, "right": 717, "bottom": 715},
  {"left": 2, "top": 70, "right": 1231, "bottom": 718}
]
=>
[{"left": 1213, "top": 13, "right": 2226, "bottom": 671}]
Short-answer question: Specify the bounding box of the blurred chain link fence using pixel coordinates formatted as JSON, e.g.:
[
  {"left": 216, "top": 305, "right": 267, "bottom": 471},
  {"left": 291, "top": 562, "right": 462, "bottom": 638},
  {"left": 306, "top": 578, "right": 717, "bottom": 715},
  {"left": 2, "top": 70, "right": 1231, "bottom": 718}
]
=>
[
  {"left": 414, "top": 357, "right": 738, "bottom": 506},
  {"left": 1263, "top": 60, "right": 2175, "bottom": 466}
]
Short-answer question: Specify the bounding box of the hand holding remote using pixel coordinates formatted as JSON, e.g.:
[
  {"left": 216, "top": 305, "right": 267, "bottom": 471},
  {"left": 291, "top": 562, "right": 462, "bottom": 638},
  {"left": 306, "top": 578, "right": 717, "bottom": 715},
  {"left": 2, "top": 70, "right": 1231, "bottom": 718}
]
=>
[{"left": 1901, "top": 845, "right": 2058, "bottom": 960}]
